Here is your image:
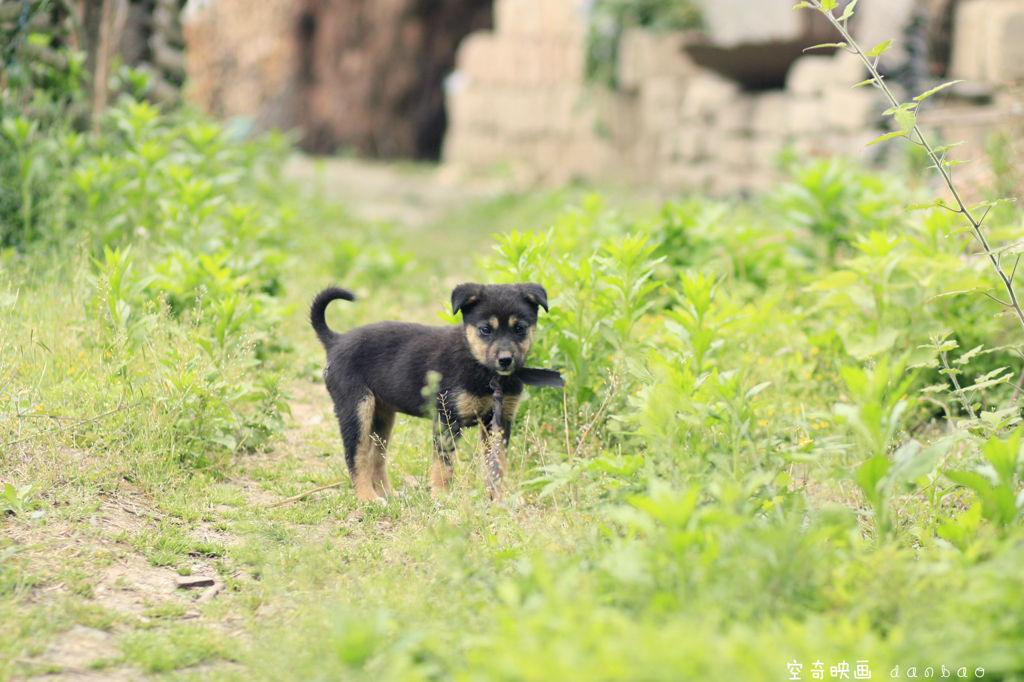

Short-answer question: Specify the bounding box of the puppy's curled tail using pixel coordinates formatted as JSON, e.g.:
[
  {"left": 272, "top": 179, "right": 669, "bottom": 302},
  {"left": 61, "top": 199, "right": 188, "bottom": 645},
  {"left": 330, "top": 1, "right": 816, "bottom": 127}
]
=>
[{"left": 310, "top": 287, "right": 355, "bottom": 347}]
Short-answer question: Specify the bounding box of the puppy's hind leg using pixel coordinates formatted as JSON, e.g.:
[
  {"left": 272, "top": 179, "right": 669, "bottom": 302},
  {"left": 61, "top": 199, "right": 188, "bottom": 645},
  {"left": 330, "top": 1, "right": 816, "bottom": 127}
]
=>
[
  {"left": 340, "top": 394, "right": 388, "bottom": 503},
  {"left": 368, "top": 408, "right": 396, "bottom": 500}
]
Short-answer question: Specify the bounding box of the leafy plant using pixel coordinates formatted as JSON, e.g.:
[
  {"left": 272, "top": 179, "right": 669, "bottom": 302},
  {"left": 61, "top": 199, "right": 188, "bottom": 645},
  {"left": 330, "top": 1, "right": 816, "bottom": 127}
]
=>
[
  {"left": 772, "top": 157, "right": 899, "bottom": 265},
  {"left": 0, "top": 482, "right": 44, "bottom": 518},
  {"left": 944, "top": 428, "right": 1024, "bottom": 531}
]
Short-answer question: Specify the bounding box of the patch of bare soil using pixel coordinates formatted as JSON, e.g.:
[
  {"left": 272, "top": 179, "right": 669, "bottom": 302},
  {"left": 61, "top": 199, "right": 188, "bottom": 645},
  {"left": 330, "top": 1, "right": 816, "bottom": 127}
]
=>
[
  {"left": 91, "top": 554, "right": 182, "bottom": 617},
  {"left": 22, "top": 625, "right": 131, "bottom": 681},
  {"left": 6, "top": 471, "right": 235, "bottom": 680}
]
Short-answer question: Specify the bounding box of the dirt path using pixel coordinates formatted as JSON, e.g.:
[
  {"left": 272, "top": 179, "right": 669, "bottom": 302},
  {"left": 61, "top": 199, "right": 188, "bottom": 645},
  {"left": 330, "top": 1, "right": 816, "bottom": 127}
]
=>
[{"left": 283, "top": 156, "right": 512, "bottom": 231}]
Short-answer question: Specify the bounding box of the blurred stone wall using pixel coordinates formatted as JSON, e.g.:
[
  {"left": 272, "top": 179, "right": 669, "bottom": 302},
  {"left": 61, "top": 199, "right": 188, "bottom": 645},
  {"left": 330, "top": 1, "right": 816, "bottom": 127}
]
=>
[
  {"left": 443, "top": 0, "right": 1024, "bottom": 195},
  {"left": 442, "top": 0, "right": 611, "bottom": 184}
]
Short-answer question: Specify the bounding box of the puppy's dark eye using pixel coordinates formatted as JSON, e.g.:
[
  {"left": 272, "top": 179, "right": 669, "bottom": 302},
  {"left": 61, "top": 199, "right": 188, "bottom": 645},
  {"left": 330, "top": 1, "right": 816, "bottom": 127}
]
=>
[
  {"left": 479, "top": 325, "right": 492, "bottom": 336},
  {"left": 514, "top": 325, "right": 526, "bottom": 335}
]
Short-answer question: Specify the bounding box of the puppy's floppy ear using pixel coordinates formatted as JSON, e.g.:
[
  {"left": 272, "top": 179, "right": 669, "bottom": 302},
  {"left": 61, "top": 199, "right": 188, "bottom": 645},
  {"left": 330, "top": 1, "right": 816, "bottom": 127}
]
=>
[
  {"left": 451, "top": 283, "right": 485, "bottom": 315},
  {"left": 517, "top": 283, "right": 549, "bottom": 312}
]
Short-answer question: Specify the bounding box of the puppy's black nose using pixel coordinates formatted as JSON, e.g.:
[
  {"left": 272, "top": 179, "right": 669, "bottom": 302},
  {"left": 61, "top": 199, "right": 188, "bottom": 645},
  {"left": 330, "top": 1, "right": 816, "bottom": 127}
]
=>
[{"left": 498, "top": 354, "right": 513, "bottom": 369}]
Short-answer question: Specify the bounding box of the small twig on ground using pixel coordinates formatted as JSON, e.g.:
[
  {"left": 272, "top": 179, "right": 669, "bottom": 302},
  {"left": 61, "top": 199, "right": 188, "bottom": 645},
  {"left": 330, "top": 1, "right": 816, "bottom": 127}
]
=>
[
  {"left": 197, "top": 581, "right": 223, "bottom": 603},
  {"left": 265, "top": 481, "right": 346, "bottom": 508}
]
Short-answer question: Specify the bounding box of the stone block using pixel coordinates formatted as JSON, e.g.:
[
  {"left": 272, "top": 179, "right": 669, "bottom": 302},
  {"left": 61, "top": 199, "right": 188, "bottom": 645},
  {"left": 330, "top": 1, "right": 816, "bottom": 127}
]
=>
[
  {"left": 750, "top": 91, "right": 790, "bottom": 136},
  {"left": 617, "top": 29, "right": 699, "bottom": 91},
  {"left": 714, "top": 97, "right": 754, "bottom": 134},
  {"left": 991, "top": 9, "right": 1024, "bottom": 81},
  {"left": 181, "top": 0, "right": 297, "bottom": 118},
  {"left": 716, "top": 134, "right": 753, "bottom": 170},
  {"left": 549, "top": 135, "right": 614, "bottom": 184},
  {"left": 786, "top": 55, "right": 836, "bottom": 97},
  {"left": 457, "top": 33, "right": 506, "bottom": 83},
  {"left": 742, "top": 170, "right": 777, "bottom": 197},
  {"left": 750, "top": 135, "right": 787, "bottom": 170},
  {"left": 494, "top": 0, "right": 542, "bottom": 38},
  {"left": 446, "top": 87, "right": 499, "bottom": 132},
  {"left": 787, "top": 96, "right": 827, "bottom": 135},
  {"left": 592, "top": 87, "right": 641, "bottom": 144},
  {"left": 547, "top": 85, "right": 587, "bottom": 134},
  {"left": 494, "top": 0, "right": 586, "bottom": 41},
  {"left": 540, "top": 0, "right": 587, "bottom": 41},
  {"left": 852, "top": 0, "right": 916, "bottom": 69},
  {"left": 442, "top": 129, "right": 506, "bottom": 166},
  {"left": 792, "top": 133, "right": 838, "bottom": 158},
  {"left": 658, "top": 131, "right": 678, "bottom": 162},
  {"left": 950, "top": 0, "right": 1024, "bottom": 84},
  {"left": 950, "top": 0, "right": 988, "bottom": 81},
  {"left": 492, "top": 87, "right": 525, "bottom": 134},
  {"left": 666, "top": 126, "right": 709, "bottom": 161},
  {"left": 493, "top": 85, "right": 598, "bottom": 138},
  {"left": 641, "top": 75, "right": 686, "bottom": 133},
  {"left": 467, "top": 39, "right": 581, "bottom": 86},
  {"left": 621, "top": 138, "right": 659, "bottom": 184},
  {"left": 832, "top": 50, "right": 867, "bottom": 86},
  {"left": 658, "top": 162, "right": 713, "bottom": 193},
  {"left": 680, "top": 73, "right": 740, "bottom": 122},
  {"left": 823, "top": 87, "right": 879, "bottom": 131},
  {"left": 549, "top": 39, "right": 586, "bottom": 84},
  {"left": 708, "top": 165, "right": 751, "bottom": 197},
  {"left": 501, "top": 88, "right": 552, "bottom": 136},
  {"left": 702, "top": 0, "right": 803, "bottom": 48},
  {"left": 826, "top": 132, "right": 871, "bottom": 158}
]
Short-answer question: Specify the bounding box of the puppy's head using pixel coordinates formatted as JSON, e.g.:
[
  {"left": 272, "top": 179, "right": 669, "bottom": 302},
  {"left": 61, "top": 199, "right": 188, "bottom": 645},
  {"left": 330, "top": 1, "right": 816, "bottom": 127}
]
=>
[{"left": 452, "top": 283, "right": 548, "bottom": 376}]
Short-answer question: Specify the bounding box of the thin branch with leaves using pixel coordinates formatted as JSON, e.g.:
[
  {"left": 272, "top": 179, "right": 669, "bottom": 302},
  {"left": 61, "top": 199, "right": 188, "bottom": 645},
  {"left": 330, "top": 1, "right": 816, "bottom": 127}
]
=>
[{"left": 796, "top": 0, "right": 1024, "bottom": 335}]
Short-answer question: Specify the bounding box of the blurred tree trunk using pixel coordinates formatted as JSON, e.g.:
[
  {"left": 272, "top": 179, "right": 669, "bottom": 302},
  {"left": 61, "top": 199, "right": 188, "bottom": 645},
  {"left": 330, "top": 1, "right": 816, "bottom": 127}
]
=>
[
  {"left": 82, "top": 0, "right": 102, "bottom": 80},
  {"left": 288, "top": 0, "right": 493, "bottom": 159}
]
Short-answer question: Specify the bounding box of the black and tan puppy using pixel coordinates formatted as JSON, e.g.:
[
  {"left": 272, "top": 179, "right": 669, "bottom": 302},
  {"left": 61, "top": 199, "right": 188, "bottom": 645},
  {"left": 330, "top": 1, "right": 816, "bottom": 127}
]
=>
[{"left": 309, "top": 283, "right": 548, "bottom": 502}]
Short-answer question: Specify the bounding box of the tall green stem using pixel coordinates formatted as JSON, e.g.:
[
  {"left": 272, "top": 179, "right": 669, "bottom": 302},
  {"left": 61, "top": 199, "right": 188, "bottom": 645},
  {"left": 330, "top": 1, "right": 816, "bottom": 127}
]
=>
[{"left": 804, "top": 1, "right": 1024, "bottom": 338}]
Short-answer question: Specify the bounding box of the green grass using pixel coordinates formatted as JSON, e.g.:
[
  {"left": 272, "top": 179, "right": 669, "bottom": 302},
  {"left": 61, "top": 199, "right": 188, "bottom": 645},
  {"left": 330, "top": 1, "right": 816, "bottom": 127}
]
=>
[{"left": 3, "top": 97, "right": 1024, "bottom": 681}]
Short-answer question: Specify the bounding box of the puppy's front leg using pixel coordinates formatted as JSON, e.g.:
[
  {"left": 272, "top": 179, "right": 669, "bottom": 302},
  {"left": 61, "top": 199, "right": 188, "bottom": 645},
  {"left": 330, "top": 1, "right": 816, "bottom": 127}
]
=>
[
  {"left": 429, "top": 417, "right": 461, "bottom": 494},
  {"left": 480, "top": 417, "right": 511, "bottom": 500}
]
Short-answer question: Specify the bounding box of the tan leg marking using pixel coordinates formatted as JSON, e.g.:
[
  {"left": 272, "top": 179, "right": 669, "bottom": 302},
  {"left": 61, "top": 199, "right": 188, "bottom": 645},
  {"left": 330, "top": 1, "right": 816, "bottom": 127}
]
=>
[
  {"left": 429, "top": 456, "right": 454, "bottom": 494},
  {"left": 430, "top": 410, "right": 459, "bottom": 495},
  {"left": 369, "top": 409, "right": 395, "bottom": 500},
  {"left": 352, "top": 395, "right": 387, "bottom": 502},
  {"left": 501, "top": 393, "right": 521, "bottom": 422}
]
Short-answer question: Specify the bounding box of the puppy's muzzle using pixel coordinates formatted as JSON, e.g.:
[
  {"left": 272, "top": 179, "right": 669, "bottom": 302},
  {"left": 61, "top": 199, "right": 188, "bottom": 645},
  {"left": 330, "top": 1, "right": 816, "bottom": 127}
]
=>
[{"left": 498, "top": 353, "right": 513, "bottom": 372}]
